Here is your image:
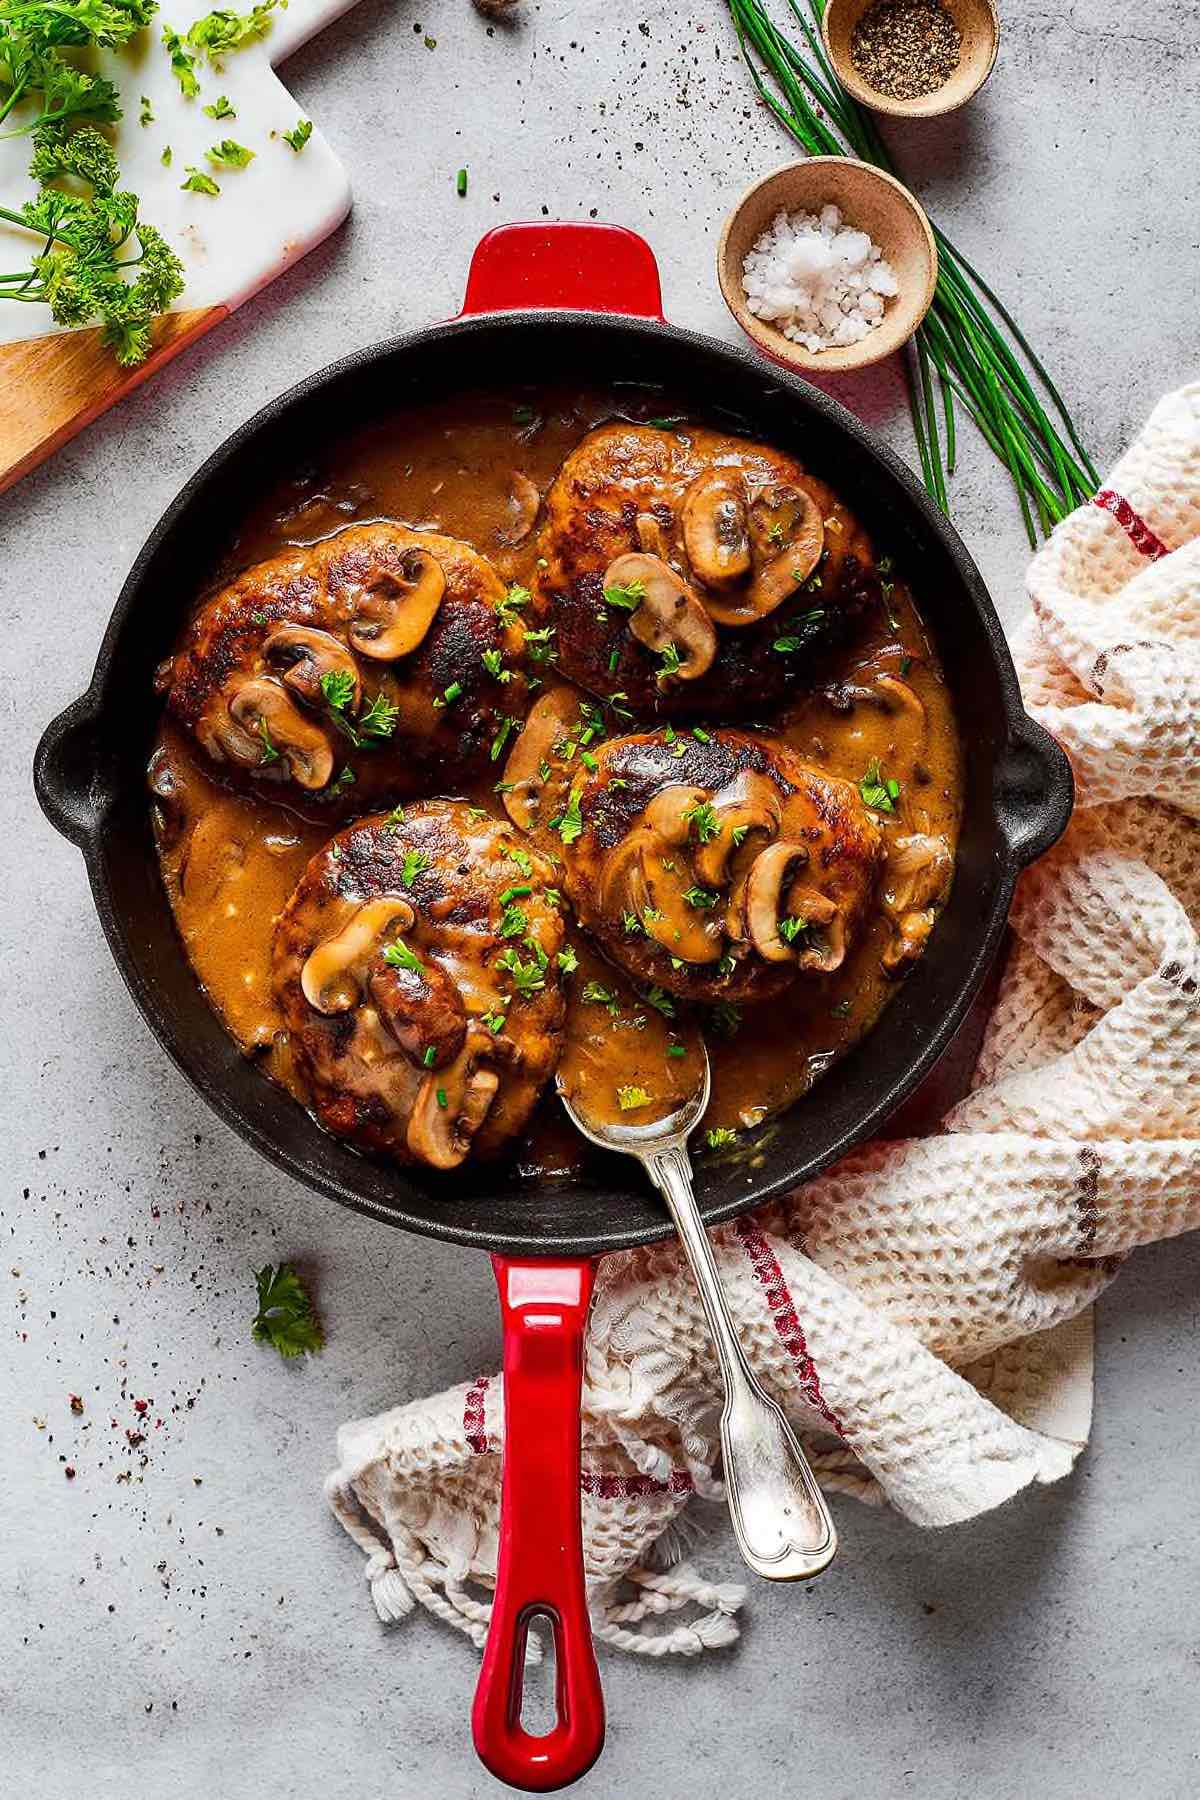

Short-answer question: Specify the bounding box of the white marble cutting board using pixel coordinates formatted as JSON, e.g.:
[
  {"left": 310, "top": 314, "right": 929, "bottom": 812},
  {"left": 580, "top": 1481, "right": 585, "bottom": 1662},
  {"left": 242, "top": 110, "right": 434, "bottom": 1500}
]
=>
[{"left": 0, "top": 0, "right": 363, "bottom": 490}]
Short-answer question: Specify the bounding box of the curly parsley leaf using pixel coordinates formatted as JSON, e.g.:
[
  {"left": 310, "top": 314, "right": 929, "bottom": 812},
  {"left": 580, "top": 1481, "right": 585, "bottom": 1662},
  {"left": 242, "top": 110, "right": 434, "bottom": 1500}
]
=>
[{"left": 282, "top": 117, "right": 312, "bottom": 153}]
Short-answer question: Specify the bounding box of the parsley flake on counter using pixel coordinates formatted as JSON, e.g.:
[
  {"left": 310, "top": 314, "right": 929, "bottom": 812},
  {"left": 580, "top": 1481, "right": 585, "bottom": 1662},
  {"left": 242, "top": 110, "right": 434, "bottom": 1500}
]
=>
[
  {"left": 859, "top": 758, "right": 900, "bottom": 813},
  {"left": 617, "top": 1085, "right": 652, "bottom": 1111},
  {"left": 456, "top": 167, "right": 467, "bottom": 196},
  {"left": 207, "top": 137, "right": 254, "bottom": 168},
  {"left": 252, "top": 1263, "right": 323, "bottom": 1359},
  {"left": 162, "top": 25, "right": 201, "bottom": 97},
  {"left": 283, "top": 117, "right": 313, "bottom": 153},
  {"left": 181, "top": 164, "right": 220, "bottom": 194},
  {"left": 204, "top": 94, "right": 236, "bottom": 118},
  {"left": 161, "top": 144, "right": 173, "bottom": 165},
  {"left": 139, "top": 95, "right": 154, "bottom": 125}
]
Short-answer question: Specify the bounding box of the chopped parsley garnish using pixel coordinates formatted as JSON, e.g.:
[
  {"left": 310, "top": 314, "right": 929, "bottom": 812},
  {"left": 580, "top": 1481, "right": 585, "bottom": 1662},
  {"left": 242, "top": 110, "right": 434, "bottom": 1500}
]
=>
[
  {"left": 730, "top": 825, "right": 749, "bottom": 847},
  {"left": 498, "top": 583, "right": 531, "bottom": 626},
  {"left": 481, "top": 1010, "right": 507, "bottom": 1035},
  {"left": 581, "top": 981, "right": 621, "bottom": 1017},
  {"left": 204, "top": 95, "right": 236, "bottom": 119},
  {"left": 556, "top": 786, "right": 584, "bottom": 846},
  {"left": 508, "top": 847, "right": 534, "bottom": 877},
  {"left": 667, "top": 1043, "right": 687, "bottom": 1058},
  {"left": 382, "top": 940, "right": 424, "bottom": 974},
  {"left": 400, "top": 849, "right": 429, "bottom": 887},
  {"left": 602, "top": 579, "right": 645, "bottom": 611},
  {"left": 284, "top": 118, "right": 313, "bottom": 153},
  {"left": 692, "top": 727, "right": 711, "bottom": 744},
  {"left": 257, "top": 718, "right": 280, "bottom": 764},
  {"left": 422, "top": 1045, "right": 436, "bottom": 1067},
  {"left": 658, "top": 642, "right": 682, "bottom": 684},
  {"left": 683, "top": 800, "right": 721, "bottom": 844},
  {"left": 617, "top": 1085, "right": 652, "bottom": 1111},
  {"left": 435, "top": 1087, "right": 448, "bottom": 1109},
  {"left": 683, "top": 885, "right": 718, "bottom": 910},
  {"left": 320, "top": 669, "right": 356, "bottom": 713},
  {"left": 491, "top": 716, "right": 518, "bottom": 762},
  {"left": 139, "top": 95, "right": 154, "bottom": 125},
  {"left": 557, "top": 946, "right": 578, "bottom": 974},
  {"left": 705, "top": 1127, "right": 738, "bottom": 1150},
  {"left": 497, "top": 947, "right": 545, "bottom": 997},
  {"left": 252, "top": 1263, "right": 323, "bottom": 1359},
  {"left": 499, "top": 884, "right": 531, "bottom": 904},
  {"left": 482, "top": 648, "right": 512, "bottom": 681},
  {"left": 643, "top": 986, "right": 675, "bottom": 1018},
  {"left": 359, "top": 693, "right": 399, "bottom": 740},
  {"left": 323, "top": 766, "right": 356, "bottom": 800},
  {"left": 523, "top": 625, "right": 556, "bottom": 663},
  {"left": 859, "top": 758, "right": 901, "bottom": 814},
  {"left": 710, "top": 1000, "right": 742, "bottom": 1036},
  {"left": 499, "top": 905, "right": 528, "bottom": 939},
  {"left": 621, "top": 911, "right": 644, "bottom": 935},
  {"left": 778, "top": 915, "right": 809, "bottom": 944},
  {"left": 455, "top": 167, "right": 468, "bottom": 196},
  {"left": 441, "top": 682, "right": 463, "bottom": 705},
  {"left": 772, "top": 609, "right": 827, "bottom": 654}
]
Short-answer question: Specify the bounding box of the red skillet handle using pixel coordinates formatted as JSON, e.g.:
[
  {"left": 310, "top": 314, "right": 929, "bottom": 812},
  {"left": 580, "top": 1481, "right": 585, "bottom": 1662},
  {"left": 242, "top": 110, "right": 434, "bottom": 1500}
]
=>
[
  {"left": 460, "top": 222, "right": 663, "bottom": 319},
  {"left": 471, "top": 1255, "right": 604, "bottom": 1791}
]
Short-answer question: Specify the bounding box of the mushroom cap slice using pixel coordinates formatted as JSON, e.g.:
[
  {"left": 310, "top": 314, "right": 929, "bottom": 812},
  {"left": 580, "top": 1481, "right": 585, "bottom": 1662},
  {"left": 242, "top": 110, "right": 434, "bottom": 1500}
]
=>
[
  {"left": 635, "top": 512, "right": 672, "bottom": 560},
  {"left": 599, "top": 832, "right": 724, "bottom": 965},
  {"left": 604, "top": 552, "right": 717, "bottom": 683},
  {"left": 348, "top": 548, "right": 446, "bottom": 661},
  {"left": 264, "top": 626, "right": 361, "bottom": 710},
  {"left": 502, "top": 472, "right": 541, "bottom": 546},
  {"left": 702, "top": 485, "right": 825, "bottom": 628},
  {"left": 739, "top": 840, "right": 823, "bottom": 963},
  {"left": 227, "top": 677, "right": 336, "bottom": 789},
  {"left": 692, "top": 773, "right": 784, "bottom": 888},
  {"left": 301, "top": 897, "right": 417, "bottom": 1014},
  {"left": 406, "top": 1035, "right": 501, "bottom": 1169},
  {"left": 500, "top": 686, "right": 582, "bottom": 833},
  {"left": 681, "top": 468, "right": 752, "bottom": 591},
  {"left": 642, "top": 784, "right": 712, "bottom": 848}
]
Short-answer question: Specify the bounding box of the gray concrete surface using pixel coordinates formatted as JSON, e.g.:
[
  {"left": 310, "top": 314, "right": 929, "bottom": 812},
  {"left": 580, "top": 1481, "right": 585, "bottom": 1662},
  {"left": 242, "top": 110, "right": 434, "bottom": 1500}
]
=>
[{"left": 3, "top": 2, "right": 1199, "bottom": 1795}]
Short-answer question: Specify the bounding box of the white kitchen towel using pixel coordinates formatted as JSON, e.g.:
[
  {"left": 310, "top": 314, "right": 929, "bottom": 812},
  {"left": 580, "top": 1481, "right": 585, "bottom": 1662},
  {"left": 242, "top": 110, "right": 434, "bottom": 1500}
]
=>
[{"left": 326, "top": 383, "right": 1200, "bottom": 1655}]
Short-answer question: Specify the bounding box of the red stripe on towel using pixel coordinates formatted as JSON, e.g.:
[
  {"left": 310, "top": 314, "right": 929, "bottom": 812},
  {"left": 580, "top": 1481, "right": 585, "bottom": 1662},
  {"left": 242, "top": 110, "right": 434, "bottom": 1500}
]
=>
[
  {"left": 580, "top": 1470, "right": 695, "bottom": 1499},
  {"left": 463, "top": 1374, "right": 491, "bottom": 1454},
  {"left": 734, "top": 1216, "right": 844, "bottom": 1437},
  {"left": 1092, "top": 489, "right": 1169, "bottom": 560}
]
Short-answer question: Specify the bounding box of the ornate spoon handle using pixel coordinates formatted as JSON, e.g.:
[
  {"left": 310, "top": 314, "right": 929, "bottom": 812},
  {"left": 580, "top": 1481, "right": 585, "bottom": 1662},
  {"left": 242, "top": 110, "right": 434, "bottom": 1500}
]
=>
[{"left": 646, "top": 1145, "right": 837, "bottom": 1581}]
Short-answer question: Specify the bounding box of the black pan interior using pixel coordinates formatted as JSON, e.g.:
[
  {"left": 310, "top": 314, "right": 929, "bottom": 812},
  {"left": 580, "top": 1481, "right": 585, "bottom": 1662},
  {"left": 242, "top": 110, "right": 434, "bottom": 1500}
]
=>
[{"left": 36, "top": 314, "right": 1071, "bottom": 1255}]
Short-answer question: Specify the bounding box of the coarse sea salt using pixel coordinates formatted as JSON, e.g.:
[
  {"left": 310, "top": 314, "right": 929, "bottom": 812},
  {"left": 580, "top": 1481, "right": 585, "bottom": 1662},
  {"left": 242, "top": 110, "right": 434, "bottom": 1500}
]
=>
[{"left": 741, "top": 203, "right": 899, "bottom": 352}]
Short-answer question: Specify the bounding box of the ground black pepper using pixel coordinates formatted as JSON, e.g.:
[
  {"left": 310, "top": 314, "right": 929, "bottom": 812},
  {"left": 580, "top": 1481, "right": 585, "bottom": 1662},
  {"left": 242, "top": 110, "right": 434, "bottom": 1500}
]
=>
[{"left": 850, "top": 0, "right": 961, "bottom": 101}]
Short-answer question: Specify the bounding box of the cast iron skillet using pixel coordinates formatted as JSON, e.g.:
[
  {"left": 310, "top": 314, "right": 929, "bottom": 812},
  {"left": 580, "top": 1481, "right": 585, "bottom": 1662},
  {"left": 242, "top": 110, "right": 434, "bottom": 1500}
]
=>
[{"left": 35, "top": 224, "right": 1072, "bottom": 1791}]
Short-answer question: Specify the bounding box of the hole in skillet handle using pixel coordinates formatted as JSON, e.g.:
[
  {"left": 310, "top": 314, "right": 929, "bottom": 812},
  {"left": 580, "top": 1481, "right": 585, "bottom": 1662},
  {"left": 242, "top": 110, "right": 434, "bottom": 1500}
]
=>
[
  {"left": 994, "top": 715, "right": 1074, "bottom": 868},
  {"left": 34, "top": 693, "right": 117, "bottom": 852}
]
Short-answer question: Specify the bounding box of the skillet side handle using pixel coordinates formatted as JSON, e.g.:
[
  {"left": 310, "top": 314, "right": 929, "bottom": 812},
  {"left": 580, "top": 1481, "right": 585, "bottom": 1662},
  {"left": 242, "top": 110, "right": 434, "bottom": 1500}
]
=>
[
  {"left": 996, "top": 714, "right": 1075, "bottom": 868},
  {"left": 460, "top": 222, "right": 663, "bottom": 319},
  {"left": 472, "top": 1255, "right": 604, "bottom": 1792},
  {"left": 34, "top": 694, "right": 110, "bottom": 851}
]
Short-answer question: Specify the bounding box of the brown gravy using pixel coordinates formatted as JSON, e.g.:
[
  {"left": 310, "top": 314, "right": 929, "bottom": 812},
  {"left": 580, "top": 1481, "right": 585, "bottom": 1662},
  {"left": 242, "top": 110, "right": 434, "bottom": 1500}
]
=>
[{"left": 151, "top": 387, "right": 962, "bottom": 1178}]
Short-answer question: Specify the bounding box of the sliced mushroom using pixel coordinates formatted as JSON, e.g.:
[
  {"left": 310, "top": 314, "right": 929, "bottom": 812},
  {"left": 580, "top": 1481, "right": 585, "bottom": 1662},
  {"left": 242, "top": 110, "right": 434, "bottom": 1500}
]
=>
[
  {"left": 406, "top": 1035, "right": 501, "bottom": 1169},
  {"left": 737, "top": 841, "right": 811, "bottom": 962},
  {"left": 264, "top": 626, "right": 361, "bottom": 710},
  {"left": 503, "top": 472, "right": 541, "bottom": 546},
  {"left": 682, "top": 468, "right": 752, "bottom": 591},
  {"left": 704, "top": 484, "right": 825, "bottom": 628},
  {"left": 368, "top": 951, "right": 467, "bottom": 1068},
  {"left": 636, "top": 512, "right": 671, "bottom": 560},
  {"left": 642, "top": 784, "right": 712, "bottom": 848},
  {"left": 880, "top": 833, "right": 952, "bottom": 974},
  {"left": 348, "top": 548, "right": 446, "bottom": 661},
  {"left": 782, "top": 885, "right": 845, "bottom": 973},
  {"left": 500, "top": 686, "right": 580, "bottom": 831},
  {"left": 874, "top": 675, "right": 926, "bottom": 727},
  {"left": 227, "top": 678, "right": 336, "bottom": 789},
  {"left": 600, "top": 834, "right": 724, "bottom": 965},
  {"left": 301, "top": 897, "right": 417, "bottom": 1014},
  {"left": 603, "top": 552, "right": 717, "bottom": 683},
  {"left": 693, "top": 773, "right": 783, "bottom": 888}
]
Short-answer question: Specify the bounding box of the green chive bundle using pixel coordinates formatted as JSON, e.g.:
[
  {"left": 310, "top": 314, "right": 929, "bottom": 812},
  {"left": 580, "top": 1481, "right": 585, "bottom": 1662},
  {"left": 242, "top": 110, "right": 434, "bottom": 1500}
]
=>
[{"left": 726, "top": 0, "right": 1099, "bottom": 542}]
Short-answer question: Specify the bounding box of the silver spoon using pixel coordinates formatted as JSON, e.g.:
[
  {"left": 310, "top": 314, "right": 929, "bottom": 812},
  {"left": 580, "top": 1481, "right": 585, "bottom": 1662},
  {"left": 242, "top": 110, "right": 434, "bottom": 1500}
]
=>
[{"left": 557, "top": 1045, "right": 837, "bottom": 1581}]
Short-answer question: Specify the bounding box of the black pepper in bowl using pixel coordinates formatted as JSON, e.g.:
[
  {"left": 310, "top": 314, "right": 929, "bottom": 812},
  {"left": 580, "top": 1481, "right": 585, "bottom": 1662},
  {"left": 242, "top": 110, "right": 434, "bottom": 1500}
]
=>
[{"left": 850, "top": 0, "right": 962, "bottom": 101}]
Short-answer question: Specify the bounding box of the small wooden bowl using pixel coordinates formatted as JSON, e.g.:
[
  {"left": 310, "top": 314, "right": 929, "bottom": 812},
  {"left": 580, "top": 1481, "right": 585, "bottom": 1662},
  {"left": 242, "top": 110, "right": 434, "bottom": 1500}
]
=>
[
  {"left": 821, "top": 0, "right": 1000, "bottom": 119},
  {"left": 717, "top": 159, "right": 937, "bottom": 375}
]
